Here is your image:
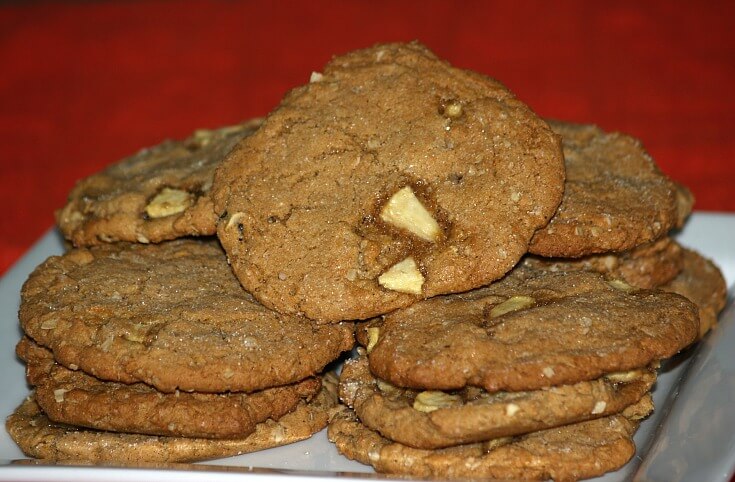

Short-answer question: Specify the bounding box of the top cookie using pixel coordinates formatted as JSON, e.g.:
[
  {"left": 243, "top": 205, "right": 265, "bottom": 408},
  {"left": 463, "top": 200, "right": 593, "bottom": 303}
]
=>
[
  {"left": 529, "top": 120, "right": 686, "bottom": 257},
  {"left": 57, "top": 120, "right": 261, "bottom": 246},
  {"left": 19, "top": 239, "right": 354, "bottom": 393},
  {"left": 213, "top": 42, "right": 564, "bottom": 322}
]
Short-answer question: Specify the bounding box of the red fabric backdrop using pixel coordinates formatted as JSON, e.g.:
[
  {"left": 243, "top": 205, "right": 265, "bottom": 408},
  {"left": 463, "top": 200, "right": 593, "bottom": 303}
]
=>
[{"left": 1, "top": 1, "right": 734, "bottom": 275}]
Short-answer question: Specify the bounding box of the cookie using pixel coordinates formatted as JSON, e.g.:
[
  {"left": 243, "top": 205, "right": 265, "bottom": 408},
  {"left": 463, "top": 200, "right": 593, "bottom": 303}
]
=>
[
  {"left": 19, "top": 239, "right": 354, "bottom": 393},
  {"left": 213, "top": 41, "right": 565, "bottom": 322},
  {"left": 529, "top": 120, "right": 686, "bottom": 257},
  {"left": 329, "top": 395, "right": 652, "bottom": 481},
  {"left": 525, "top": 237, "right": 684, "bottom": 289},
  {"left": 673, "top": 181, "right": 695, "bottom": 227},
  {"left": 366, "top": 262, "right": 698, "bottom": 393},
  {"left": 17, "top": 337, "right": 321, "bottom": 439},
  {"left": 6, "top": 377, "right": 338, "bottom": 463},
  {"left": 661, "top": 247, "right": 727, "bottom": 338},
  {"left": 340, "top": 353, "right": 656, "bottom": 449},
  {"left": 57, "top": 120, "right": 262, "bottom": 247}
]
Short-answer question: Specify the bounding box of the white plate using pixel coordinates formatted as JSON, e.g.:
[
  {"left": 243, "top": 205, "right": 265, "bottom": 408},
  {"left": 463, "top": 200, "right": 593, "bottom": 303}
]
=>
[{"left": 0, "top": 212, "right": 733, "bottom": 482}]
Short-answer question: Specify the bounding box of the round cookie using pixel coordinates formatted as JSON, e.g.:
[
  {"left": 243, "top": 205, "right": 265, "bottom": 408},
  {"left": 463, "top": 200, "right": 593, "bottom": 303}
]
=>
[
  {"left": 661, "top": 247, "right": 727, "bottom": 338},
  {"left": 328, "top": 397, "right": 652, "bottom": 481},
  {"left": 17, "top": 337, "right": 321, "bottom": 439},
  {"left": 6, "top": 378, "right": 338, "bottom": 464},
  {"left": 366, "top": 262, "right": 698, "bottom": 393},
  {"left": 57, "top": 119, "right": 262, "bottom": 247},
  {"left": 529, "top": 120, "right": 686, "bottom": 257},
  {"left": 19, "top": 239, "right": 354, "bottom": 393},
  {"left": 525, "top": 236, "right": 684, "bottom": 289},
  {"left": 340, "top": 353, "right": 656, "bottom": 449},
  {"left": 213, "top": 42, "right": 565, "bottom": 322}
]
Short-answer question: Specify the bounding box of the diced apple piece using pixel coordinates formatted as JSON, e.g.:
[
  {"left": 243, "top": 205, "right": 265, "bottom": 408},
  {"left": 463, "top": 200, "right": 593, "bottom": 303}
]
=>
[
  {"left": 380, "top": 187, "right": 441, "bottom": 242},
  {"left": 378, "top": 257, "right": 424, "bottom": 294}
]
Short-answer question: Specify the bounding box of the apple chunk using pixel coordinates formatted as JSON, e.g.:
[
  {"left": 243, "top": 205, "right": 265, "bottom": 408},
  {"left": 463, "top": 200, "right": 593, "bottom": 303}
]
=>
[
  {"left": 145, "top": 188, "right": 193, "bottom": 218},
  {"left": 380, "top": 187, "right": 441, "bottom": 242},
  {"left": 378, "top": 257, "right": 424, "bottom": 294}
]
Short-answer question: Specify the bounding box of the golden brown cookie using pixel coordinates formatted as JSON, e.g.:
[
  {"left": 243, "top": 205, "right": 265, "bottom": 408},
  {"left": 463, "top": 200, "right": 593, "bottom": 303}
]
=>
[
  {"left": 524, "top": 237, "right": 684, "bottom": 289},
  {"left": 17, "top": 337, "right": 321, "bottom": 439},
  {"left": 529, "top": 120, "right": 686, "bottom": 257},
  {"left": 661, "top": 247, "right": 727, "bottom": 338},
  {"left": 19, "top": 239, "right": 354, "bottom": 393},
  {"left": 328, "top": 396, "right": 652, "bottom": 481},
  {"left": 366, "top": 262, "right": 698, "bottom": 393},
  {"left": 6, "top": 378, "right": 338, "bottom": 463},
  {"left": 57, "top": 120, "right": 261, "bottom": 246},
  {"left": 340, "top": 353, "right": 656, "bottom": 449},
  {"left": 213, "top": 42, "right": 564, "bottom": 322}
]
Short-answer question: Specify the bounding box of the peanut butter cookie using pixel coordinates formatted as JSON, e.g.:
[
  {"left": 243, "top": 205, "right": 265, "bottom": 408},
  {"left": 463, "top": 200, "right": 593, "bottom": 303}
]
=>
[
  {"left": 17, "top": 337, "right": 321, "bottom": 439},
  {"left": 340, "top": 353, "right": 655, "bottom": 449},
  {"left": 530, "top": 120, "right": 686, "bottom": 257},
  {"left": 19, "top": 239, "right": 354, "bottom": 393},
  {"left": 213, "top": 42, "right": 564, "bottom": 322},
  {"left": 366, "top": 263, "right": 698, "bottom": 393},
  {"left": 6, "top": 377, "right": 338, "bottom": 464},
  {"left": 329, "top": 396, "right": 652, "bottom": 481},
  {"left": 57, "top": 120, "right": 261, "bottom": 246},
  {"left": 525, "top": 237, "right": 684, "bottom": 289},
  {"left": 661, "top": 247, "right": 727, "bottom": 338}
]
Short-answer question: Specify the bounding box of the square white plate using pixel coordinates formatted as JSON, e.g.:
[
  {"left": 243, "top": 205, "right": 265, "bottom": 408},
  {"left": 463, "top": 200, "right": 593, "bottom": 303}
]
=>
[{"left": 0, "top": 212, "right": 733, "bottom": 482}]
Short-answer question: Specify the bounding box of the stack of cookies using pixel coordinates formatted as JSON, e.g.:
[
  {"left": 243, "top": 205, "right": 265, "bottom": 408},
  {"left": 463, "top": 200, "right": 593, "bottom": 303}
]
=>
[
  {"left": 6, "top": 125, "right": 353, "bottom": 463},
  {"left": 6, "top": 41, "right": 727, "bottom": 480},
  {"left": 318, "top": 46, "right": 725, "bottom": 481}
]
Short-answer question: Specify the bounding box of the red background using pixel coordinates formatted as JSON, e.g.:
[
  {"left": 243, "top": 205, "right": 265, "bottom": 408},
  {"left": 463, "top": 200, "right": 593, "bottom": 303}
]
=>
[{"left": 1, "top": 1, "right": 734, "bottom": 275}]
